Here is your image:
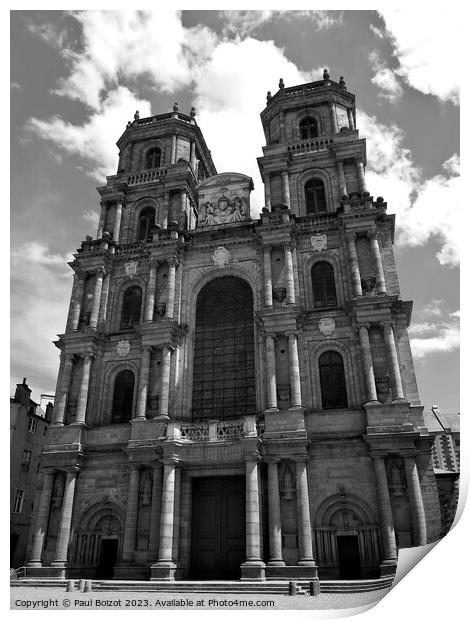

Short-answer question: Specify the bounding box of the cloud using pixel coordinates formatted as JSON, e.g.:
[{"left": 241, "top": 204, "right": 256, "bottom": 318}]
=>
[
  {"left": 39, "top": 11, "right": 218, "bottom": 110},
  {"left": 26, "top": 86, "right": 152, "bottom": 179},
  {"left": 11, "top": 243, "right": 73, "bottom": 394},
  {"left": 368, "top": 50, "right": 403, "bottom": 103},
  {"left": 220, "top": 10, "right": 342, "bottom": 36},
  {"left": 358, "top": 110, "right": 460, "bottom": 266},
  {"left": 409, "top": 301, "right": 460, "bottom": 359},
  {"left": 378, "top": 10, "right": 459, "bottom": 105},
  {"left": 83, "top": 209, "right": 100, "bottom": 228}
]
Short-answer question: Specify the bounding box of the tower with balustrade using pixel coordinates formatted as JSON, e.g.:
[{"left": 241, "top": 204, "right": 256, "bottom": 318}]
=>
[{"left": 27, "top": 73, "right": 440, "bottom": 584}]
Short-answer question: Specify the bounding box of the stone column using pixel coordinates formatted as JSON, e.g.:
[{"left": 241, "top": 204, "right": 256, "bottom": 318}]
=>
[
  {"left": 263, "top": 245, "right": 273, "bottom": 307},
  {"left": 51, "top": 469, "right": 78, "bottom": 567},
  {"left": 145, "top": 260, "right": 158, "bottom": 321},
  {"left": 159, "top": 346, "right": 172, "bottom": 418},
  {"left": 329, "top": 101, "right": 338, "bottom": 134},
  {"left": 368, "top": 230, "right": 386, "bottom": 294},
  {"left": 68, "top": 273, "right": 86, "bottom": 331},
  {"left": 372, "top": 455, "right": 397, "bottom": 568},
  {"left": 279, "top": 111, "right": 286, "bottom": 142},
  {"left": 28, "top": 471, "right": 55, "bottom": 566},
  {"left": 283, "top": 241, "right": 296, "bottom": 304},
  {"left": 404, "top": 456, "right": 427, "bottom": 546},
  {"left": 265, "top": 334, "right": 278, "bottom": 410},
  {"left": 267, "top": 460, "right": 284, "bottom": 566},
  {"left": 336, "top": 160, "right": 348, "bottom": 198},
  {"left": 295, "top": 459, "right": 315, "bottom": 565},
  {"left": 180, "top": 190, "right": 187, "bottom": 224},
  {"left": 282, "top": 170, "right": 291, "bottom": 208},
  {"left": 189, "top": 141, "right": 196, "bottom": 170},
  {"left": 263, "top": 173, "right": 271, "bottom": 210},
  {"left": 166, "top": 257, "right": 178, "bottom": 319},
  {"left": 356, "top": 158, "right": 367, "bottom": 193},
  {"left": 358, "top": 325, "right": 378, "bottom": 403},
  {"left": 244, "top": 458, "right": 263, "bottom": 563},
  {"left": 382, "top": 322, "right": 405, "bottom": 401},
  {"left": 121, "top": 466, "right": 140, "bottom": 562},
  {"left": 89, "top": 267, "right": 106, "bottom": 328},
  {"left": 113, "top": 200, "right": 123, "bottom": 242},
  {"left": 346, "top": 232, "right": 362, "bottom": 297},
  {"left": 172, "top": 468, "right": 182, "bottom": 561},
  {"left": 287, "top": 332, "right": 302, "bottom": 408},
  {"left": 149, "top": 464, "right": 163, "bottom": 557},
  {"left": 347, "top": 108, "right": 355, "bottom": 130},
  {"left": 170, "top": 134, "right": 177, "bottom": 164},
  {"left": 53, "top": 354, "right": 74, "bottom": 425},
  {"left": 135, "top": 346, "right": 152, "bottom": 420},
  {"left": 157, "top": 460, "right": 177, "bottom": 563},
  {"left": 73, "top": 353, "right": 93, "bottom": 425},
  {"left": 98, "top": 273, "right": 110, "bottom": 328},
  {"left": 96, "top": 202, "right": 106, "bottom": 238}
]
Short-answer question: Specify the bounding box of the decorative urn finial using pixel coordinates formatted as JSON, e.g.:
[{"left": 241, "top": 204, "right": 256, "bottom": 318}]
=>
[
  {"left": 339, "top": 75, "right": 346, "bottom": 88},
  {"left": 134, "top": 110, "right": 140, "bottom": 120},
  {"left": 279, "top": 78, "right": 285, "bottom": 89},
  {"left": 266, "top": 91, "right": 272, "bottom": 102},
  {"left": 190, "top": 106, "right": 196, "bottom": 117},
  {"left": 173, "top": 102, "right": 179, "bottom": 113},
  {"left": 323, "top": 68, "right": 330, "bottom": 81}
]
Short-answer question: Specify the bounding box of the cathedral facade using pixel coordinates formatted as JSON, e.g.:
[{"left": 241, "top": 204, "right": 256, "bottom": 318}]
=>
[{"left": 27, "top": 74, "right": 441, "bottom": 582}]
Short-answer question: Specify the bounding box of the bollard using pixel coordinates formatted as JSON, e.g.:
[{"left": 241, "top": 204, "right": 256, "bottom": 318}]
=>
[
  {"left": 84, "top": 580, "right": 92, "bottom": 592},
  {"left": 66, "top": 580, "right": 74, "bottom": 592},
  {"left": 79, "top": 579, "right": 86, "bottom": 592},
  {"left": 309, "top": 579, "right": 321, "bottom": 596},
  {"left": 288, "top": 580, "right": 297, "bottom": 596}
]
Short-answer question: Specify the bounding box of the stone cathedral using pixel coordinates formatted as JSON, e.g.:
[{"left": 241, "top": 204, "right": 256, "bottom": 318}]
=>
[{"left": 28, "top": 73, "right": 441, "bottom": 583}]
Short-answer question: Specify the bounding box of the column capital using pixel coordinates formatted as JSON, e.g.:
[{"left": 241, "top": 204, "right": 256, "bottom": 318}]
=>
[
  {"left": 80, "top": 352, "right": 95, "bottom": 360},
  {"left": 94, "top": 266, "right": 107, "bottom": 278},
  {"left": 264, "top": 332, "right": 277, "bottom": 340},
  {"left": 367, "top": 229, "right": 378, "bottom": 240},
  {"left": 282, "top": 240, "right": 294, "bottom": 252},
  {"left": 380, "top": 320, "right": 394, "bottom": 329},
  {"left": 355, "top": 156, "right": 364, "bottom": 165},
  {"left": 244, "top": 454, "right": 261, "bottom": 464},
  {"left": 167, "top": 256, "right": 179, "bottom": 268},
  {"left": 285, "top": 330, "right": 299, "bottom": 338},
  {"left": 335, "top": 158, "right": 344, "bottom": 167},
  {"left": 355, "top": 322, "right": 371, "bottom": 332},
  {"left": 263, "top": 244, "right": 273, "bottom": 253},
  {"left": 142, "top": 344, "right": 153, "bottom": 354},
  {"left": 346, "top": 231, "right": 357, "bottom": 242},
  {"left": 264, "top": 456, "right": 281, "bottom": 464},
  {"left": 149, "top": 258, "right": 159, "bottom": 269},
  {"left": 161, "top": 456, "right": 180, "bottom": 467},
  {"left": 281, "top": 168, "right": 289, "bottom": 176}
]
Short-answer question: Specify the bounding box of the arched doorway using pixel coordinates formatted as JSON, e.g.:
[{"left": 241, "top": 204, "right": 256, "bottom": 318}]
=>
[{"left": 191, "top": 276, "right": 255, "bottom": 419}]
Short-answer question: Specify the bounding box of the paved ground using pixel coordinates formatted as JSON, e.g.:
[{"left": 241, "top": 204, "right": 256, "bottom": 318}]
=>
[{"left": 11, "top": 586, "right": 391, "bottom": 611}]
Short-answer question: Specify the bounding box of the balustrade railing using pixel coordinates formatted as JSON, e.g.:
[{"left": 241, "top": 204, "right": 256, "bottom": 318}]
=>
[{"left": 127, "top": 168, "right": 168, "bottom": 186}]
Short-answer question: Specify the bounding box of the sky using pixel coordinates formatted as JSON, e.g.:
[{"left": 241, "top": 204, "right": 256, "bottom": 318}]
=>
[{"left": 10, "top": 9, "right": 460, "bottom": 413}]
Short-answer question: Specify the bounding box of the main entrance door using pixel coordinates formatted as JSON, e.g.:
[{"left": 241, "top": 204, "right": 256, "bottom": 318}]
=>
[
  {"left": 337, "top": 535, "right": 361, "bottom": 579},
  {"left": 191, "top": 476, "right": 245, "bottom": 579},
  {"left": 96, "top": 539, "right": 118, "bottom": 579}
]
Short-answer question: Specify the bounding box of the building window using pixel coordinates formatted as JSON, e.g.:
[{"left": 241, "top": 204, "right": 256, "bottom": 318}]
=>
[
  {"left": 300, "top": 117, "right": 319, "bottom": 139},
  {"left": 112, "top": 370, "right": 135, "bottom": 423},
  {"left": 13, "top": 490, "right": 24, "bottom": 514},
  {"left": 27, "top": 417, "right": 37, "bottom": 434},
  {"left": 120, "top": 286, "right": 142, "bottom": 329},
  {"left": 21, "top": 450, "right": 32, "bottom": 471},
  {"left": 319, "top": 351, "right": 348, "bottom": 409},
  {"left": 312, "top": 262, "right": 337, "bottom": 308},
  {"left": 138, "top": 207, "right": 155, "bottom": 242},
  {"left": 145, "top": 148, "right": 161, "bottom": 169},
  {"left": 305, "top": 178, "right": 327, "bottom": 213}
]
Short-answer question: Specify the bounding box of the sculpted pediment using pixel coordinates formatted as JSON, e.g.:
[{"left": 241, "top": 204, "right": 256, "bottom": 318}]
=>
[{"left": 196, "top": 172, "right": 253, "bottom": 228}]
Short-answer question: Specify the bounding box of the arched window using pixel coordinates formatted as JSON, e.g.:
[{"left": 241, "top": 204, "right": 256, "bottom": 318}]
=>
[
  {"left": 300, "top": 117, "right": 319, "bottom": 140},
  {"left": 111, "top": 370, "right": 135, "bottom": 423},
  {"left": 120, "top": 286, "right": 142, "bottom": 329},
  {"left": 312, "top": 262, "right": 337, "bottom": 308},
  {"left": 145, "top": 148, "right": 161, "bottom": 170},
  {"left": 319, "top": 351, "right": 347, "bottom": 409},
  {"left": 305, "top": 178, "right": 327, "bottom": 213},
  {"left": 138, "top": 207, "right": 155, "bottom": 242}
]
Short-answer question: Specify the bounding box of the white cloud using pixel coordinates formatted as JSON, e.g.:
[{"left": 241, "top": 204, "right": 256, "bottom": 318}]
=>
[
  {"left": 11, "top": 243, "right": 73, "bottom": 394},
  {"left": 368, "top": 50, "right": 403, "bottom": 103},
  {"left": 379, "top": 10, "right": 459, "bottom": 105},
  {"left": 83, "top": 209, "right": 100, "bottom": 228},
  {"left": 409, "top": 300, "right": 459, "bottom": 359},
  {"left": 26, "top": 86, "right": 152, "bottom": 179},
  {"left": 358, "top": 110, "right": 460, "bottom": 266},
  {"left": 220, "top": 10, "right": 342, "bottom": 36}
]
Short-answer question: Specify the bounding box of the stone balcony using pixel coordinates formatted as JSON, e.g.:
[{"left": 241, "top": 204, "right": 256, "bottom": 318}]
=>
[{"left": 165, "top": 415, "right": 259, "bottom": 443}]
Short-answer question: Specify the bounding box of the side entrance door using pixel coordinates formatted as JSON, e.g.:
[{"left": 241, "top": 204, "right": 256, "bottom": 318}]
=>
[
  {"left": 191, "top": 476, "right": 245, "bottom": 579},
  {"left": 96, "top": 538, "right": 118, "bottom": 579},
  {"left": 337, "top": 535, "right": 361, "bottom": 579}
]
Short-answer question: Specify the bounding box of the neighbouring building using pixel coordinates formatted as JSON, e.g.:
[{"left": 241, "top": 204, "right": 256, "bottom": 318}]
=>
[
  {"left": 27, "top": 72, "right": 441, "bottom": 582},
  {"left": 10, "top": 379, "right": 53, "bottom": 568},
  {"left": 423, "top": 405, "right": 460, "bottom": 537}
]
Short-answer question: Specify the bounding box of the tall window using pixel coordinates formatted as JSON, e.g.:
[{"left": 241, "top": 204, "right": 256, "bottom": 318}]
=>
[
  {"left": 112, "top": 370, "right": 135, "bottom": 423},
  {"left": 13, "top": 490, "right": 24, "bottom": 514},
  {"left": 192, "top": 277, "right": 256, "bottom": 420},
  {"left": 27, "top": 417, "right": 37, "bottom": 434},
  {"left": 138, "top": 207, "right": 155, "bottom": 242},
  {"left": 300, "top": 117, "right": 319, "bottom": 139},
  {"left": 21, "top": 450, "right": 32, "bottom": 471},
  {"left": 319, "top": 351, "right": 348, "bottom": 409},
  {"left": 120, "top": 286, "right": 142, "bottom": 329},
  {"left": 305, "top": 178, "right": 327, "bottom": 213},
  {"left": 145, "top": 148, "right": 161, "bottom": 169},
  {"left": 312, "top": 262, "right": 337, "bottom": 308}
]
